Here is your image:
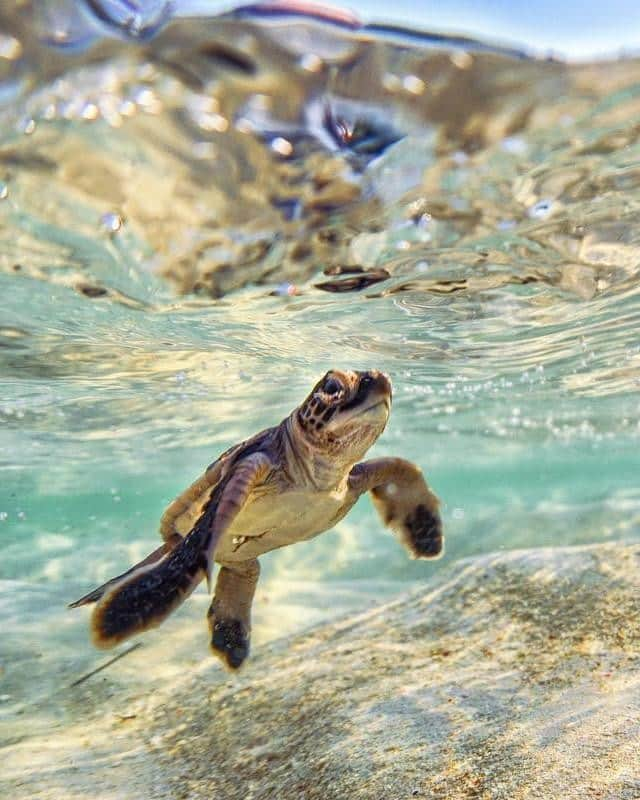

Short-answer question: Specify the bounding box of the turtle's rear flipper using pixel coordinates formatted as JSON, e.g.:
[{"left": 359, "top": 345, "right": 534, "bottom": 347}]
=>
[
  {"left": 69, "top": 534, "right": 183, "bottom": 608},
  {"left": 207, "top": 559, "right": 260, "bottom": 670},
  {"left": 87, "top": 529, "right": 208, "bottom": 648}
]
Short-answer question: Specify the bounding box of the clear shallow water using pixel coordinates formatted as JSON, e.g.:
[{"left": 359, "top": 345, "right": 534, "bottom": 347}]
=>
[{"left": 1, "top": 3, "right": 640, "bottom": 733}]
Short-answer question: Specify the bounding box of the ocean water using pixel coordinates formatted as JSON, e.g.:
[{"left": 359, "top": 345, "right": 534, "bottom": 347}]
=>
[{"left": 1, "top": 2, "right": 640, "bottom": 746}]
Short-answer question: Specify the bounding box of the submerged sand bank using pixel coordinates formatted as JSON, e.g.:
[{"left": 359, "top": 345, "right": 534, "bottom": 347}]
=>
[{"left": 4, "top": 542, "right": 640, "bottom": 799}]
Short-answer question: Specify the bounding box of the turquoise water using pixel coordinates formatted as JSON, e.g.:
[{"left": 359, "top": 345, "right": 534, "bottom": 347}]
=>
[{"left": 1, "top": 5, "right": 640, "bottom": 737}]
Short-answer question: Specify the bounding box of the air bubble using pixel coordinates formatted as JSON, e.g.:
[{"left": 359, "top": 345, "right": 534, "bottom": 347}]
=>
[
  {"left": 81, "top": 102, "right": 99, "bottom": 121},
  {"left": 100, "top": 212, "right": 123, "bottom": 233},
  {"left": 300, "top": 53, "right": 323, "bottom": 72},
  {"left": 271, "top": 137, "right": 293, "bottom": 156},
  {"left": 402, "top": 75, "right": 425, "bottom": 95},
  {"left": 529, "top": 199, "right": 554, "bottom": 219},
  {"left": 272, "top": 283, "right": 299, "bottom": 297},
  {"left": 197, "top": 112, "right": 228, "bottom": 132},
  {"left": 0, "top": 34, "right": 22, "bottom": 60},
  {"left": 118, "top": 100, "right": 136, "bottom": 117}
]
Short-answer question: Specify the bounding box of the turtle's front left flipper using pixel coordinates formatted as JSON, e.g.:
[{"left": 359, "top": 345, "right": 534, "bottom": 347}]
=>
[
  {"left": 77, "top": 452, "right": 272, "bottom": 650},
  {"left": 349, "top": 457, "right": 443, "bottom": 559}
]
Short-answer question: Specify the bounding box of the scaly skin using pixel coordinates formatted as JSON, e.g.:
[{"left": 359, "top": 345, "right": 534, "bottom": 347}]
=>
[{"left": 71, "top": 369, "right": 443, "bottom": 670}]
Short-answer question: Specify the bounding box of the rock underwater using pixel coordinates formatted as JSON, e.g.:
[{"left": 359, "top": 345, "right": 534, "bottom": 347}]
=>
[
  {"left": 151, "top": 542, "right": 640, "bottom": 800},
  {"left": 5, "top": 543, "right": 640, "bottom": 799}
]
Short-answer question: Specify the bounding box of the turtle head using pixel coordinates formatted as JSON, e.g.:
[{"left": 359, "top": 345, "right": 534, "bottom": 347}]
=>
[{"left": 296, "top": 369, "right": 392, "bottom": 464}]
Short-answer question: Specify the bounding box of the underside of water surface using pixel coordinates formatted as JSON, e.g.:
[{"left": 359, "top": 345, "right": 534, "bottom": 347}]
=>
[{"left": 1, "top": 2, "right": 639, "bottom": 732}]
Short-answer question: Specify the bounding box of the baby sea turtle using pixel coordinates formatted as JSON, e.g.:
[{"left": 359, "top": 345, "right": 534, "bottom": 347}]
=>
[{"left": 71, "top": 369, "right": 443, "bottom": 670}]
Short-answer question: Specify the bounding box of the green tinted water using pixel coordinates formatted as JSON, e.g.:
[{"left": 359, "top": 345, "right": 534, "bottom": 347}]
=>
[{"left": 1, "top": 10, "right": 639, "bottom": 732}]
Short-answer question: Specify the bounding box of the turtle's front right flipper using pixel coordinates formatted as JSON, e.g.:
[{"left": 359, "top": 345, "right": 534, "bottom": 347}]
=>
[
  {"left": 349, "top": 457, "right": 443, "bottom": 559},
  {"left": 87, "top": 527, "right": 209, "bottom": 649}
]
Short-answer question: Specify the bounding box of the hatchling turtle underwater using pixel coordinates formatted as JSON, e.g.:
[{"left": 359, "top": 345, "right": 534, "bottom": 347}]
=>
[{"left": 71, "top": 369, "right": 443, "bottom": 670}]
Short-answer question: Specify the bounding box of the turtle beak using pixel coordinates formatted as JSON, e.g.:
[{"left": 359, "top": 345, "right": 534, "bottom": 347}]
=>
[
  {"left": 366, "top": 370, "right": 392, "bottom": 408},
  {"left": 349, "top": 370, "right": 392, "bottom": 422},
  {"left": 378, "top": 371, "right": 392, "bottom": 405}
]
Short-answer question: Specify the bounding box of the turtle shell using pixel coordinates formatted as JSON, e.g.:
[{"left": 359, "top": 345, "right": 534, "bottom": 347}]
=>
[{"left": 158, "top": 426, "right": 278, "bottom": 541}]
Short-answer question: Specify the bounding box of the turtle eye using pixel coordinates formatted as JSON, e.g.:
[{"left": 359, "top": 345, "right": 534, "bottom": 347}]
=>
[
  {"left": 323, "top": 377, "right": 342, "bottom": 396},
  {"left": 359, "top": 375, "right": 374, "bottom": 392}
]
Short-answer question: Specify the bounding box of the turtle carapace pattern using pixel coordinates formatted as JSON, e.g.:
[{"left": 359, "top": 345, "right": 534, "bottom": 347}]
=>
[{"left": 71, "top": 370, "right": 443, "bottom": 670}]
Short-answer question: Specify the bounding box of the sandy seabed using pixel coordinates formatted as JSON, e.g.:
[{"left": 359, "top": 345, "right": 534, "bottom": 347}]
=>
[{"left": 3, "top": 543, "right": 640, "bottom": 800}]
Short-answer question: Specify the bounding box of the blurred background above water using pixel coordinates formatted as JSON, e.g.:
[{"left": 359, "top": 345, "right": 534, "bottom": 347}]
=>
[{"left": 1, "top": 0, "right": 639, "bottom": 730}]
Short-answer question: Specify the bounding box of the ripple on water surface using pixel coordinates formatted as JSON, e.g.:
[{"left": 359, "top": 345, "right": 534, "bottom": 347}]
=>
[{"left": 0, "top": 5, "right": 639, "bottom": 734}]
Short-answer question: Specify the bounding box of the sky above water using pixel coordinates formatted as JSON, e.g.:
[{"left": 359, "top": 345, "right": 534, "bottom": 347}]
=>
[
  {"left": 353, "top": 0, "right": 640, "bottom": 59},
  {"left": 47, "top": 0, "right": 640, "bottom": 60},
  {"left": 167, "top": 0, "right": 640, "bottom": 59}
]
